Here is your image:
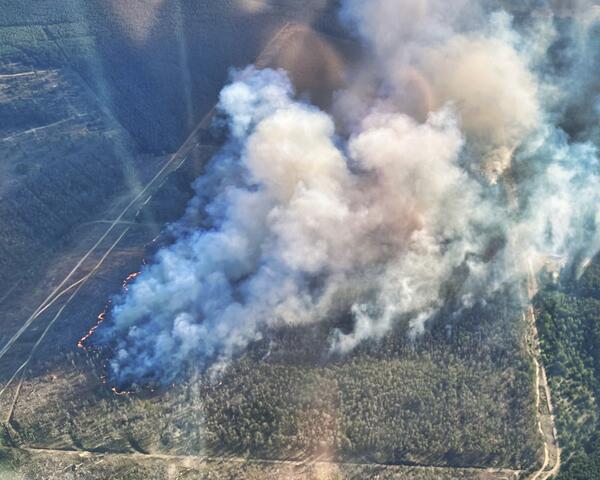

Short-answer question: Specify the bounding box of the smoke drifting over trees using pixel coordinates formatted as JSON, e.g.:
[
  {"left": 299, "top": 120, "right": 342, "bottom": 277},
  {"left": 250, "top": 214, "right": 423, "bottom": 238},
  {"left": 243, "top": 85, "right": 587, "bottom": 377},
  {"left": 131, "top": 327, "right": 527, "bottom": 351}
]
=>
[{"left": 98, "top": 0, "right": 600, "bottom": 388}]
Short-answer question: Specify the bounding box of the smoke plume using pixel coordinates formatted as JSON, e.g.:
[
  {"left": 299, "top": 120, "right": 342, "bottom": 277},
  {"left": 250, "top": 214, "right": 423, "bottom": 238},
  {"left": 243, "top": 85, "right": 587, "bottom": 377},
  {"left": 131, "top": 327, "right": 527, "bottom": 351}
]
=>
[{"left": 97, "top": 0, "right": 600, "bottom": 388}]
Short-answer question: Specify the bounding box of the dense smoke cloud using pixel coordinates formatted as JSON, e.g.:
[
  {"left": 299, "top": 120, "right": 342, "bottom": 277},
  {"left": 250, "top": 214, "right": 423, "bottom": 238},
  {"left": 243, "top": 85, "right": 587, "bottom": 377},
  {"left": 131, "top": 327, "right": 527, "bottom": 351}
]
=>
[
  {"left": 338, "top": 0, "right": 541, "bottom": 182},
  {"left": 98, "top": 0, "right": 600, "bottom": 387}
]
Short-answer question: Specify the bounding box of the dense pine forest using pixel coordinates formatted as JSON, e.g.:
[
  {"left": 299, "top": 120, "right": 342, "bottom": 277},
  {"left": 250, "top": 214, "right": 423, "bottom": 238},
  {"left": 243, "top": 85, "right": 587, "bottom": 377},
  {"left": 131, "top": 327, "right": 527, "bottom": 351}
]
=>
[{"left": 536, "top": 255, "right": 600, "bottom": 479}]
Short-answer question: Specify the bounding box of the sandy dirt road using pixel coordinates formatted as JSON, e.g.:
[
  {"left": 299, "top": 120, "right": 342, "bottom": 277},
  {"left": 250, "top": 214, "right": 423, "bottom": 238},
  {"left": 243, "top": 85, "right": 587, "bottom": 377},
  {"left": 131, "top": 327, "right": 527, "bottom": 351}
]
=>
[{"left": 526, "top": 260, "right": 561, "bottom": 480}]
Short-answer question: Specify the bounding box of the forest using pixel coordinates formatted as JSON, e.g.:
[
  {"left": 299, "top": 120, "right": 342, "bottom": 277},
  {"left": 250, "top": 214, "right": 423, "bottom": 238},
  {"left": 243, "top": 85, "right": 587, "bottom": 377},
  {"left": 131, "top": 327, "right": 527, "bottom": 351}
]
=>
[
  {"left": 5, "top": 285, "right": 540, "bottom": 471},
  {"left": 536, "top": 255, "right": 600, "bottom": 480}
]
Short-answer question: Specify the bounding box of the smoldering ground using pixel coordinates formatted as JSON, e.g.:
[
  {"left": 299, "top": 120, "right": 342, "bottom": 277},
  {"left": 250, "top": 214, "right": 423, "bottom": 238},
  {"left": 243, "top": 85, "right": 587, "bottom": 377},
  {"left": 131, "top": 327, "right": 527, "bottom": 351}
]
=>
[{"left": 96, "top": 0, "right": 600, "bottom": 388}]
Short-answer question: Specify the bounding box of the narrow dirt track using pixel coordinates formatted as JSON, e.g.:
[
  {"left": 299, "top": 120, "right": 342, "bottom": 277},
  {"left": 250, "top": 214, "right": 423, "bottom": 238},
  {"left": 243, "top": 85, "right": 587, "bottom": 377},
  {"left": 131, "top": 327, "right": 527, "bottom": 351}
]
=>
[
  {"left": 526, "top": 260, "right": 561, "bottom": 480},
  {"left": 17, "top": 445, "right": 522, "bottom": 479},
  {"left": 0, "top": 227, "right": 130, "bottom": 421}
]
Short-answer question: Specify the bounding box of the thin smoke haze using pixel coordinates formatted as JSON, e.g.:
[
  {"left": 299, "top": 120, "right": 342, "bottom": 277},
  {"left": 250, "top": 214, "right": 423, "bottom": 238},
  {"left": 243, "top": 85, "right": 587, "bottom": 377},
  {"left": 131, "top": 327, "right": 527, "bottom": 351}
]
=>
[{"left": 96, "top": 0, "right": 600, "bottom": 388}]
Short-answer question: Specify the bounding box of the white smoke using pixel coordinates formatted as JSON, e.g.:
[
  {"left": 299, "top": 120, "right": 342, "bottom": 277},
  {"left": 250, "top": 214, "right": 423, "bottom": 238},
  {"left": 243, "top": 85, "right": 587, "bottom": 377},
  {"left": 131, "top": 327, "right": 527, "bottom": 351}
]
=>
[
  {"left": 98, "top": 0, "right": 600, "bottom": 387},
  {"left": 338, "top": 1, "right": 541, "bottom": 183}
]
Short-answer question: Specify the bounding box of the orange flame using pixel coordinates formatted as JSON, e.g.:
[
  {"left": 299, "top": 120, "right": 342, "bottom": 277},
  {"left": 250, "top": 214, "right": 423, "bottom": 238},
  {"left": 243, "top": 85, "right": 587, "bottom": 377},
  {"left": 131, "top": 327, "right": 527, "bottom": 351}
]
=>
[
  {"left": 111, "top": 386, "right": 135, "bottom": 396},
  {"left": 122, "top": 271, "right": 141, "bottom": 293},
  {"left": 77, "top": 310, "right": 106, "bottom": 350},
  {"left": 77, "top": 271, "right": 140, "bottom": 349},
  {"left": 77, "top": 271, "right": 143, "bottom": 396}
]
